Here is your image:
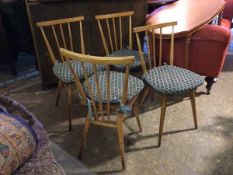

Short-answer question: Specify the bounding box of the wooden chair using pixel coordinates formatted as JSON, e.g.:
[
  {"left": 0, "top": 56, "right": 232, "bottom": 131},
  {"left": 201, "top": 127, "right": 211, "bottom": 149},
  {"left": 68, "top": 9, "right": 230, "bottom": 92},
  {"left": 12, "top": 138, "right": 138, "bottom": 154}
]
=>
[
  {"left": 37, "top": 16, "right": 104, "bottom": 131},
  {"left": 59, "top": 48, "right": 145, "bottom": 169},
  {"left": 133, "top": 22, "right": 204, "bottom": 146},
  {"left": 95, "top": 11, "right": 147, "bottom": 70}
]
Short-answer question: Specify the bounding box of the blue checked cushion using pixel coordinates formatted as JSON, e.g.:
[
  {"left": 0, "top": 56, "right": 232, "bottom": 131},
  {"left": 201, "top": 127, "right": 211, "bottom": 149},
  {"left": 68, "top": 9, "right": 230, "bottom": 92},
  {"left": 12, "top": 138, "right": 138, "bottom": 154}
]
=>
[
  {"left": 52, "top": 60, "right": 105, "bottom": 83},
  {"left": 83, "top": 71, "right": 144, "bottom": 103},
  {"left": 108, "top": 49, "right": 148, "bottom": 69},
  {"left": 143, "top": 65, "right": 204, "bottom": 94}
]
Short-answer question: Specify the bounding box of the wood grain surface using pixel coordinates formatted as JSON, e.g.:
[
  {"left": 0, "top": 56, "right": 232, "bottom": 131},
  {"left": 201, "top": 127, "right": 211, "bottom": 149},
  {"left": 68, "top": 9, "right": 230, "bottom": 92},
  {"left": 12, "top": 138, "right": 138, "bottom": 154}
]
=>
[{"left": 147, "top": 0, "right": 225, "bottom": 37}]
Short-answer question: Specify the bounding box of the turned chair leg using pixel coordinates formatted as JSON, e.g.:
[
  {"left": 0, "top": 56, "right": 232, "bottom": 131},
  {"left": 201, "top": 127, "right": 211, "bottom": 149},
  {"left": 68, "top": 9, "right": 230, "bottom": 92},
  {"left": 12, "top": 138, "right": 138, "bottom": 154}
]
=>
[
  {"left": 67, "top": 84, "right": 73, "bottom": 131},
  {"left": 55, "top": 80, "right": 64, "bottom": 107},
  {"left": 190, "top": 90, "right": 198, "bottom": 129},
  {"left": 78, "top": 116, "right": 90, "bottom": 160},
  {"left": 158, "top": 95, "right": 167, "bottom": 147},
  {"left": 117, "top": 115, "right": 126, "bottom": 169},
  {"left": 133, "top": 106, "right": 142, "bottom": 132}
]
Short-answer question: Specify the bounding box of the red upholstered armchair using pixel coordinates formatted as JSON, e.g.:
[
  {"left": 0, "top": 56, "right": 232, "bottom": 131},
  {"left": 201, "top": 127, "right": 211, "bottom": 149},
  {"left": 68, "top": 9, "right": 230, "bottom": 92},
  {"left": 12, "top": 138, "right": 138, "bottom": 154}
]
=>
[
  {"left": 151, "top": 24, "right": 231, "bottom": 94},
  {"left": 189, "top": 25, "right": 230, "bottom": 77},
  {"left": 189, "top": 25, "right": 230, "bottom": 93}
]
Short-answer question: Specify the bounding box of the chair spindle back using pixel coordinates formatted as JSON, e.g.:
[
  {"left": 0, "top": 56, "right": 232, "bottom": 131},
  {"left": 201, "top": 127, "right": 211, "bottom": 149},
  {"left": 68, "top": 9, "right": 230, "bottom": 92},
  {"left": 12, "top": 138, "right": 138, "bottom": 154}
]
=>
[
  {"left": 37, "top": 16, "right": 85, "bottom": 65},
  {"left": 59, "top": 48, "right": 134, "bottom": 121},
  {"left": 133, "top": 21, "right": 177, "bottom": 74},
  {"left": 95, "top": 11, "right": 134, "bottom": 55}
]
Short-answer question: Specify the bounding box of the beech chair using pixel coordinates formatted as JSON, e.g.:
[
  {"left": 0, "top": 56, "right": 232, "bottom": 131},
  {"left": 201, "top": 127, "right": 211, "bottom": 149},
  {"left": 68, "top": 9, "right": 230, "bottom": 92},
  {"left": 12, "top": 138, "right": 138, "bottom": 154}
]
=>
[
  {"left": 133, "top": 22, "right": 204, "bottom": 146},
  {"left": 59, "top": 48, "right": 144, "bottom": 169},
  {"left": 95, "top": 11, "right": 147, "bottom": 70},
  {"left": 37, "top": 16, "right": 104, "bottom": 131}
]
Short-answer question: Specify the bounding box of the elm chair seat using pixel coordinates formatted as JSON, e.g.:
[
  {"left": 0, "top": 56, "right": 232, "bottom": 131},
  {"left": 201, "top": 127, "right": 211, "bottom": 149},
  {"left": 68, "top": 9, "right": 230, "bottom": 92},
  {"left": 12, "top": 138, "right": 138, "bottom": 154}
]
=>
[
  {"left": 83, "top": 71, "right": 144, "bottom": 103},
  {"left": 143, "top": 65, "right": 204, "bottom": 95},
  {"left": 53, "top": 60, "right": 105, "bottom": 83},
  {"left": 108, "top": 49, "right": 148, "bottom": 70}
]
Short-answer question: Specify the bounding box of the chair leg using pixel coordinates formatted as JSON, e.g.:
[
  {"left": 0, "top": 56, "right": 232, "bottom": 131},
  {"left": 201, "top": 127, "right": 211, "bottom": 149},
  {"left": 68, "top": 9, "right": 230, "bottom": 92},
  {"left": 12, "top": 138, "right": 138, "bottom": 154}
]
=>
[
  {"left": 190, "top": 90, "right": 198, "bottom": 129},
  {"left": 55, "top": 80, "right": 64, "bottom": 107},
  {"left": 67, "top": 84, "right": 73, "bottom": 131},
  {"left": 139, "top": 87, "right": 149, "bottom": 106},
  {"left": 78, "top": 116, "right": 90, "bottom": 160},
  {"left": 117, "top": 114, "right": 126, "bottom": 169},
  {"left": 133, "top": 106, "right": 142, "bottom": 132},
  {"left": 158, "top": 95, "right": 167, "bottom": 147}
]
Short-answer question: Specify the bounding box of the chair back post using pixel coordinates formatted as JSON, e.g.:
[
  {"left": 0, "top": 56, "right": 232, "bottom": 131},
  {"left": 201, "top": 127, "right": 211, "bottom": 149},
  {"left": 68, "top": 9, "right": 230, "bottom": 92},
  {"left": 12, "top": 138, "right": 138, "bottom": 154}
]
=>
[
  {"left": 133, "top": 21, "right": 177, "bottom": 73},
  {"left": 59, "top": 48, "right": 87, "bottom": 102},
  {"left": 135, "top": 32, "right": 147, "bottom": 74},
  {"left": 159, "top": 27, "right": 163, "bottom": 66},
  {"left": 121, "top": 65, "right": 130, "bottom": 104},
  {"left": 129, "top": 15, "right": 133, "bottom": 50},
  {"left": 79, "top": 20, "right": 86, "bottom": 54},
  {"left": 38, "top": 27, "right": 56, "bottom": 64},
  {"left": 170, "top": 25, "right": 175, "bottom": 65},
  {"left": 106, "top": 65, "right": 111, "bottom": 119},
  {"left": 95, "top": 11, "right": 134, "bottom": 55},
  {"left": 59, "top": 48, "right": 134, "bottom": 122},
  {"left": 37, "top": 16, "right": 85, "bottom": 64}
]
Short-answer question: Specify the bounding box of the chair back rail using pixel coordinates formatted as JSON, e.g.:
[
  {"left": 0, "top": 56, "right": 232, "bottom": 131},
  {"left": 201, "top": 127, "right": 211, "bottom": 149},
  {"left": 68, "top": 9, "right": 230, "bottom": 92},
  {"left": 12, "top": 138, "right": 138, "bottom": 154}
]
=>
[
  {"left": 60, "top": 48, "right": 134, "bottom": 121},
  {"left": 37, "top": 16, "right": 85, "bottom": 64},
  {"left": 95, "top": 11, "right": 134, "bottom": 55},
  {"left": 133, "top": 21, "right": 177, "bottom": 74}
]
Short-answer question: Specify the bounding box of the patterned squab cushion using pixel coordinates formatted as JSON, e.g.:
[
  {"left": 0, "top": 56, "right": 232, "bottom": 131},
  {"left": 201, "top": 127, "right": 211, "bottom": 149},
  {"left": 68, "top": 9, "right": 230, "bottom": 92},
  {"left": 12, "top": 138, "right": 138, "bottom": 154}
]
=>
[
  {"left": 53, "top": 60, "right": 105, "bottom": 83},
  {"left": 0, "top": 112, "right": 37, "bottom": 175},
  {"left": 0, "top": 145, "right": 8, "bottom": 173},
  {"left": 144, "top": 65, "right": 204, "bottom": 94},
  {"left": 108, "top": 49, "right": 148, "bottom": 69},
  {"left": 83, "top": 71, "right": 144, "bottom": 103}
]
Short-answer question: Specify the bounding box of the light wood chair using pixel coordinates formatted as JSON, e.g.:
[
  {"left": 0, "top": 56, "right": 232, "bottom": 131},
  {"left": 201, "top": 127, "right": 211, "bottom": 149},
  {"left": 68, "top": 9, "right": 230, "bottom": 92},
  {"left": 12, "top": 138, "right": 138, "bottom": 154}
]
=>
[
  {"left": 37, "top": 16, "right": 104, "bottom": 131},
  {"left": 133, "top": 22, "right": 204, "bottom": 146},
  {"left": 95, "top": 11, "right": 146, "bottom": 71},
  {"left": 59, "top": 48, "right": 145, "bottom": 169}
]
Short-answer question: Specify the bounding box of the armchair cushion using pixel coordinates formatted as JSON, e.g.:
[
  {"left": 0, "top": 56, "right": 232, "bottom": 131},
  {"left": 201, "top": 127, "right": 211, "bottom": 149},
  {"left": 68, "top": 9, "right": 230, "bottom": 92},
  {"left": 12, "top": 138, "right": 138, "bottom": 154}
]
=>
[
  {"left": 83, "top": 71, "right": 144, "bottom": 103},
  {"left": 143, "top": 65, "right": 204, "bottom": 94},
  {"left": 0, "top": 112, "right": 38, "bottom": 174},
  {"left": 0, "top": 144, "right": 9, "bottom": 171},
  {"left": 0, "top": 95, "right": 65, "bottom": 175},
  {"left": 53, "top": 60, "right": 105, "bottom": 83}
]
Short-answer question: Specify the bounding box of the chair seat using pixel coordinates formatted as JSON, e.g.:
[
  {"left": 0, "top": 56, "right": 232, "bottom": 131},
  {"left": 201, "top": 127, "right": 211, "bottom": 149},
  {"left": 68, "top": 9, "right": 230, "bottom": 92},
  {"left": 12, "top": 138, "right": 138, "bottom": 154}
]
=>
[
  {"left": 83, "top": 71, "right": 144, "bottom": 103},
  {"left": 143, "top": 65, "right": 204, "bottom": 94},
  {"left": 53, "top": 60, "right": 105, "bottom": 83},
  {"left": 108, "top": 49, "right": 148, "bottom": 69}
]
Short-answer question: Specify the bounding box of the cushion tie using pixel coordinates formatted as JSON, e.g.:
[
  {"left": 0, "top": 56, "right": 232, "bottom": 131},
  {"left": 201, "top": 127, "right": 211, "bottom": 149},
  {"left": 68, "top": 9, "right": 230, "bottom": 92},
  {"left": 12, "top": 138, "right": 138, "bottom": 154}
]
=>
[{"left": 118, "top": 104, "right": 132, "bottom": 117}]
